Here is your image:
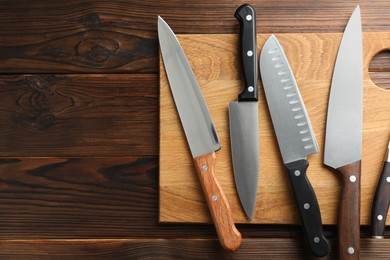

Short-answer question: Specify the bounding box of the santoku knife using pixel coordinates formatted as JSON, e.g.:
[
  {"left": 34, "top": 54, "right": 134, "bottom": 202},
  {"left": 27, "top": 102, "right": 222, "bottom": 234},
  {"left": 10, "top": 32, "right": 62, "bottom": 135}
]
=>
[
  {"left": 158, "top": 16, "right": 242, "bottom": 251},
  {"left": 323, "top": 6, "right": 362, "bottom": 259},
  {"left": 260, "top": 34, "right": 330, "bottom": 257},
  {"left": 370, "top": 140, "right": 390, "bottom": 238},
  {"left": 229, "top": 4, "right": 259, "bottom": 220}
]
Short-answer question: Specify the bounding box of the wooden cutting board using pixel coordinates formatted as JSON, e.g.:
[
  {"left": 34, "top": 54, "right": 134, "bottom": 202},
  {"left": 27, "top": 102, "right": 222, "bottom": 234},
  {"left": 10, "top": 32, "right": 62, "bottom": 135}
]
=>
[{"left": 159, "top": 32, "right": 390, "bottom": 224}]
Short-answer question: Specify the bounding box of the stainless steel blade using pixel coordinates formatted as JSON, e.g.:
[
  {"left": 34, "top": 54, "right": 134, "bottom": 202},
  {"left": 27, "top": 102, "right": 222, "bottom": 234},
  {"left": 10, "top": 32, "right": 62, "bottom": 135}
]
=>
[
  {"left": 158, "top": 16, "right": 220, "bottom": 158},
  {"left": 259, "top": 35, "right": 319, "bottom": 164},
  {"left": 228, "top": 102, "right": 258, "bottom": 219},
  {"left": 324, "top": 6, "right": 362, "bottom": 169},
  {"left": 387, "top": 141, "right": 390, "bottom": 162}
]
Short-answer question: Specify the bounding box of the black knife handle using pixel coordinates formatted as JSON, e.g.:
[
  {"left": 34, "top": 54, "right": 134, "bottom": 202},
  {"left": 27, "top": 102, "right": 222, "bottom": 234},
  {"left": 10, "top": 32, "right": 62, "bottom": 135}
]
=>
[
  {"left": 285, "top": 159, "right": 330, "bottom": 257},
  {"left": 371, "top": 161, "right": 390, "bottom": 238},
  {"left": 235, "top": 4, "right": 258, "bottom": 101}
]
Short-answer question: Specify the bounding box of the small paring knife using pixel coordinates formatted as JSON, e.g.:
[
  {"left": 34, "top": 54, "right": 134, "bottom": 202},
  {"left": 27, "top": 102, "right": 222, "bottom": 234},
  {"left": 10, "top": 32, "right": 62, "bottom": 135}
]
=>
[
  {"left": 229, "top": 4, "right": 259, "bottom": 221},
  {"left": 370, "top": 140, "right": 390, "bottom": 238}
]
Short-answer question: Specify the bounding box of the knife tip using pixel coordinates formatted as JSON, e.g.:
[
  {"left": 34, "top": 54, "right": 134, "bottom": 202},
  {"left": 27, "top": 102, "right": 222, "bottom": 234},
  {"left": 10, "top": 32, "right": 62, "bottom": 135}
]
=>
[
  {"left": 157, "top": 16, "right": 170, "bottom": 36},
  {"left": 263, "top": 34, "right": 278, "bottom": 49},
  {"left": 243, "top": 207, "right": 255, "bottom": 221},
  {"left": 157, "top": 15, "right": 166, "bottom": 25},
  {"left": 354, "top": 5, "right": 361, "bottom": 14}
]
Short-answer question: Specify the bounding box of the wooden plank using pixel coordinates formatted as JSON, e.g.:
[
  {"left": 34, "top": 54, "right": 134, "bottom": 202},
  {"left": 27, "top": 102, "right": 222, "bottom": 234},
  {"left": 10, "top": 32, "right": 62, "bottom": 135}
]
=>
[
  {"left": 159, "top": 32, "right": 390, "bottom": 224},
  {"left": 370, "top": 72, "right": 390, "bottom": 90},
  {"left": 0, "top": 156, "right": 218, "bottom": 239},
  {"left": 0, "top": 238, "right": 389, "bottom": 259},
  {"left": 369, "top": 72, "right": 390, "bottom": 90},
  {"left": 369, "top": 50, "right": 390, "bottom": 87},
  {"left": 0, "top": 157, "right": 160, "bottom": 238},
  {"left": 0, "top": 1, "right": 389, "bottom": 73},
  {"left": 0, "top": 74, "right": 157, "bottom": 157},
  {"left": 0, "top": 1, "right": 389, "bottom": 36},
  {"left": 369, "top": 51, "right": 390, "bottom": 72},
  {"left": 0, "top": 156, "right": 342, "bottom": 239}
]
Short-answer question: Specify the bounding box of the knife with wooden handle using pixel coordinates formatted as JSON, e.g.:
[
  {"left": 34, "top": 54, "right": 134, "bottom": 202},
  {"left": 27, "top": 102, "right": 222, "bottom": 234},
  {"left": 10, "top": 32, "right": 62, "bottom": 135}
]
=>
[
  {"left": 158, "top": 16, "right": 242, "bottom": 251},
  {"left": 371, "top": 141, "right": 390, "bottom": 238},
  {"left": 323, "top": 6, "right": 362, "bottom": 259}
]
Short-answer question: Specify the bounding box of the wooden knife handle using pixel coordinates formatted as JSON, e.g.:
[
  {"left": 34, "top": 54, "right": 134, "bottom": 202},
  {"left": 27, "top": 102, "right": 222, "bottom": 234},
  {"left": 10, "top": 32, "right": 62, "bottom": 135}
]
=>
[
  {"left": 337, "top": 160, "right": 361, "bottom": 260},
  {"left": 193, "top": 152, "right": 242, "bottom": 251},
  {"left": 370, "top": 161, "right": 390, "bottom": 238}
]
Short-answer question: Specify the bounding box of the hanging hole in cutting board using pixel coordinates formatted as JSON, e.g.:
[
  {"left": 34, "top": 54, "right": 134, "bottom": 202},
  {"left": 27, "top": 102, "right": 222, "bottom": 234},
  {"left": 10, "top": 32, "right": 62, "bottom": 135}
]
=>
[{"left": 369, "top": 50, "right": 390, "bottom": 90}]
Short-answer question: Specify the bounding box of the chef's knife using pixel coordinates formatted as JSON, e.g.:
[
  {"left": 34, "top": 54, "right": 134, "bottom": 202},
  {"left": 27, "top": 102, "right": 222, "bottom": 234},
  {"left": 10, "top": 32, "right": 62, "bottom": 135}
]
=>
[
  {"left": 323, "top": 6, "right": 362, "bottom": 259},
  {"left": 158, "top": 16, "right": 242, "bottom": 251},
  {"left": 260, "top": 35, "right": 330, "bottom": 257},
  {"left": 371, "top": 140, "right": 390, "bottom": 238},
  {"left": 229, "top": 4, "right": 259, "bottom": 220}
]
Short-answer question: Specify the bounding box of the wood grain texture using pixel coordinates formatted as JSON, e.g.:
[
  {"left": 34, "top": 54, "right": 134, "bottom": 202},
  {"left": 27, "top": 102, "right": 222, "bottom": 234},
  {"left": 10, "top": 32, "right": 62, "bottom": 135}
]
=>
[
  {"left": 0, "top": 0, "right": 389, "bottom": 258},
  {"left": 160, "top": 32, "right": 390, "bottom": 224},
  {"left": 0, "top": 157, "right": 161, "bottom": 239},
  {"left": 0, "top": 1, "right": 389, "bottom": 73},
  {"left": 193, "top": 152, "right": 242, "bottom": 251},
  {"left": 0, "top": 156, "right": 385, "bottom": 257},
  {"left": 337, "top": 160, "right": 362, "bottom": 259},
  {"left": 0, "top": 238, "right": 389, "bottom": 260},
  {"left": 371, "top": 161, "right": 390, "bottom": 237},
  {"left": 0, "top": 74, "right": 158, "bottom": 156},
  {"left": 0, "top": 156, "right": 342, "bottom": 239},
  {"left": 369, "top": 51, "right": 390, "bottom": 73}
]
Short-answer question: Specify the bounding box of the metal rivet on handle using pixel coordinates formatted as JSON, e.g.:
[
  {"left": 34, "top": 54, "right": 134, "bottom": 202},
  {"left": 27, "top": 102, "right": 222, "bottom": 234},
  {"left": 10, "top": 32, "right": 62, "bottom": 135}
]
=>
[
  {"left": 377, "top": 215, "right": 383, "bottom": 221},
  {"left": 248, "top": 86, "right": 254, "bottom": 92},
  {"left": 202, "top": 165, "right": 208, "bottom": 171},
  {"left": 212, "top": 195, "right": 218, "bottom": 201},
  {"left": 347, "top": 247, "right": 355, "bottom": 255},
  {"left": 349, "top": 175, "right": 357, "bottom": 183},
  {"left": 246, "top": 14, "right": 252, "bottom": 21},
  {"left": 304, "top": 203, "right": 310, "bottom": 210},
  {"left": 294, "top": 170, "right": 301, "bottom": 176},
  {"left": 247, "top": 50, "right": 253, "bottom": 57},
  {"left": 313, "top": 237, "right": 320, "bottom": 244},
  {"left": 386, "top": 177, "right": 390, "bottom": 183}
]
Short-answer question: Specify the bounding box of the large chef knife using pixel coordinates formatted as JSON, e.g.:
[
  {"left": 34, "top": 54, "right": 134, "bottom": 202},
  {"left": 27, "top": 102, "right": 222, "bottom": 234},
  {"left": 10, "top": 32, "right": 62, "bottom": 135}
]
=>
[
  {"left": 323, "top": 6, "right": 362, "bottom": 259},
  {"left": 260, "top": 35, "right": 330, "bottom": 257},
  {"left": 229, "top": 4, "right": 259, "bottom": 220},
  {"left": 158, "top": 16, "right": 242, "bottom": 251},
  {"left": 370, "top": 140, "right": 390, "bottom": 238}
]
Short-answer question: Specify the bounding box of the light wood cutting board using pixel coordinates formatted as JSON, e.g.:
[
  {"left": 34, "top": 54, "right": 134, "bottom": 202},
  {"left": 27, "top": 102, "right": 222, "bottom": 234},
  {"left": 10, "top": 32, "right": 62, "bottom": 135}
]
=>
[{"left": 159, "top": 32, "right": 390, "bottom": 224}]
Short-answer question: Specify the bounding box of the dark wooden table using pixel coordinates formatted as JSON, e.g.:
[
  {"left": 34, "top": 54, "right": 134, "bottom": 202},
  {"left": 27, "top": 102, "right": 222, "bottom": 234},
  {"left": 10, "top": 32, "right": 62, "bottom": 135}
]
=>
[{"left": 0, "top": 1, "right": 388, "bottom": 259}]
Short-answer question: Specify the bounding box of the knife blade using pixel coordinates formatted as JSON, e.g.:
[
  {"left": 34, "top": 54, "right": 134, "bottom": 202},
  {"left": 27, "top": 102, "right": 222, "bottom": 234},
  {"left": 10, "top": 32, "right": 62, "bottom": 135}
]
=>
[
  {"left": 370, "top": 140, "right": 390, "bottom": 238},
  {"left": 158, "top": 16, "right": 242, "bottom": 251},
  {"left": 260, "top": 34, "right": 330, "bottom": 257},
  {"left": 323, "top": 5, "right": 362, "bottom": 259},
  {"left": 229, "top": 4, "right": 259, "bottom": 220}
]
